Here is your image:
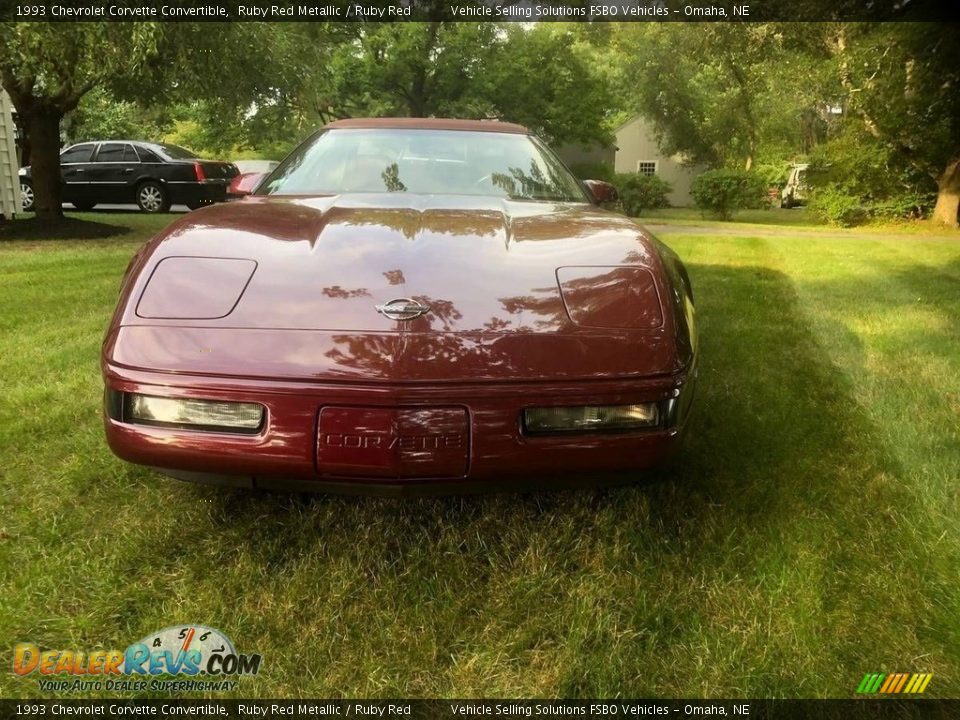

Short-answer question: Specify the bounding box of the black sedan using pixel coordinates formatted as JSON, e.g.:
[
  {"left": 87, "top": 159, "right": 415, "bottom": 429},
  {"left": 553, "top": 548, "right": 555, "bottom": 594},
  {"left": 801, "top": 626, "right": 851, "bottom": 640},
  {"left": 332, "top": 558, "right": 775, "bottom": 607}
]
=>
[{"left": 19, "top": 141, "right": 239, "bottom": 213}]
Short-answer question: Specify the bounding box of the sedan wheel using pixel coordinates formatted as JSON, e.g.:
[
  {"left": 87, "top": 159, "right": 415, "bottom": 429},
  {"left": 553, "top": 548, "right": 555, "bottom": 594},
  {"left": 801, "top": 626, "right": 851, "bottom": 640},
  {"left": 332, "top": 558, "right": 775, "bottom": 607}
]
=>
[
  {"left": 137, "top": 182, "right": 170, "bottom": 213},
  {"left": 21, "top": 181, "right": 35, "bottom": 213}
]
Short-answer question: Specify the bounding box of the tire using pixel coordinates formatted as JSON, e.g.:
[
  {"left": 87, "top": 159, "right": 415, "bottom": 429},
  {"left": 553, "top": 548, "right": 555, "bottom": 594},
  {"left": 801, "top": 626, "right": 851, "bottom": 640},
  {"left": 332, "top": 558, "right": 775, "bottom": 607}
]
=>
[
  {"left": 20, "top": 180, "right": 35, "bottom": 213},
  {"left": 136, "top": 181, "right": 170, "bottom": 213},
  {"left": 780, "top": 195, "right": 792, "bottom": 209},
  {"left": 72, "top": 201, "right": 97, "bottom": 211}
]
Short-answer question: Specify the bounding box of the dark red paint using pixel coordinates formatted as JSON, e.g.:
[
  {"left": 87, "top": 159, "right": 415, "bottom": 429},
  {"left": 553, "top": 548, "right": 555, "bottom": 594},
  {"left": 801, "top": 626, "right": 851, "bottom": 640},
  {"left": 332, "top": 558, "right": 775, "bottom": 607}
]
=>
[
  {"left": 317, "top": 406, "right": 469, "bottom": 478},
  {"left": 102, "top": 120, "right": 697, "bottom": 494}
]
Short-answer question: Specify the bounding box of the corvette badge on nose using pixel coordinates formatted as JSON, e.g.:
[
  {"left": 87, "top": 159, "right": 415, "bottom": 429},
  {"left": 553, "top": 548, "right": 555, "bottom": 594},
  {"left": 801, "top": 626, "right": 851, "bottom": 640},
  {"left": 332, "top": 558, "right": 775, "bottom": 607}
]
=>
[{"left": 375, "top": 298, "right": 431, "bottom": 320}]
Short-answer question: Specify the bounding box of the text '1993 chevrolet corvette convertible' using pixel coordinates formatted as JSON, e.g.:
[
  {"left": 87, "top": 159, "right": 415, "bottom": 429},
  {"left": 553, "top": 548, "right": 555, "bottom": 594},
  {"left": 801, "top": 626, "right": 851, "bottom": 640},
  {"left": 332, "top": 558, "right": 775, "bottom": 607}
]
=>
[{"left": 102, "top": 118, "right": 698, "bottom": 495}]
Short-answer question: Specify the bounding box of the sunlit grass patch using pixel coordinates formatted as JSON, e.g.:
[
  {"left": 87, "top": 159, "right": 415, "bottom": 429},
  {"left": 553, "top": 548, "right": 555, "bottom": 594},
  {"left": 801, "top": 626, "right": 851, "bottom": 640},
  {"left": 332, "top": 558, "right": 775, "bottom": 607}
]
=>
[{"left": 1, "top": 213, "right": 958, "bottom": 698}]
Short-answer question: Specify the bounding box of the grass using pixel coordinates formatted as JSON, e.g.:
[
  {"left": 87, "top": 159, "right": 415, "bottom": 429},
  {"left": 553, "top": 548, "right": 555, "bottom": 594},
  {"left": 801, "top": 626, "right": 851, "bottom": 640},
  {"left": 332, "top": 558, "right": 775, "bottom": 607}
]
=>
[
  {"left": 0, "top": 211, "right": 174, "bottom": 243},
  {"left": 639, "top": 206, "right": 960, "bottom": 236},
  {"left": 640, "top": 206, "right": 825, "bottom": 228},
  {"left": 1, "top": 211, "right": 958, "bottom": 699}
]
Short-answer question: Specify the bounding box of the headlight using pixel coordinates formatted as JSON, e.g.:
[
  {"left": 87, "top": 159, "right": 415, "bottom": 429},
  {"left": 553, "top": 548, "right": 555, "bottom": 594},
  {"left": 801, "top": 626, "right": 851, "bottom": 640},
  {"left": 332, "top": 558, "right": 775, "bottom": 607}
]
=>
[
  {"left": 523, "top": 403, "right": 659, "bottom": 434},
  {"left": 125, "top": 393, "right": 264, "bottom": 433}
]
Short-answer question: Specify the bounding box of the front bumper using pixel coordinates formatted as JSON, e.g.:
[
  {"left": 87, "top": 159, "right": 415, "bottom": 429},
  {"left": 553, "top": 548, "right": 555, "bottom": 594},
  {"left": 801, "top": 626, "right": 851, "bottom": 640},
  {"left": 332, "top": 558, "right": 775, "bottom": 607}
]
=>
[{"left": 103, "top": 364, "right": 695, "bottom": 494}]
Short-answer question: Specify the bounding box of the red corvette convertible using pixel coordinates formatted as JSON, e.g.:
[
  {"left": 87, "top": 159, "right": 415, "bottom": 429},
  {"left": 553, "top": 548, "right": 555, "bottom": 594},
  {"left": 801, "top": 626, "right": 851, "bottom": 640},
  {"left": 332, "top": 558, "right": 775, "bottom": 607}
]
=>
[{"left": 102, "top": 118, "right": 698, "bottom": 494}]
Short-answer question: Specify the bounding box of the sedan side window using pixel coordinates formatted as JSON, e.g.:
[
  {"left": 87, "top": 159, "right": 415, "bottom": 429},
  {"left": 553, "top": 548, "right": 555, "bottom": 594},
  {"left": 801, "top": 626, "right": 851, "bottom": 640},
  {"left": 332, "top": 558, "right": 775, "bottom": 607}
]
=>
[
  {"left": 137, "top": 147, "right": 162, "bottom": 163},
  {"left": 60, "top": 144, "right": 94, "bottom": 164},
  {"left": 95, "top": 143, "right": 125, "bottom": 163}
]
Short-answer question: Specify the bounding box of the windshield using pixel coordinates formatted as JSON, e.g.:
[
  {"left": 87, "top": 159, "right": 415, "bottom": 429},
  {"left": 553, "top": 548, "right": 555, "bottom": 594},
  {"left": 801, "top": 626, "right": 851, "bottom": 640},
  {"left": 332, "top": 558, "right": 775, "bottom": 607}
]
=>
[{"left": 258, "top": 128, "right": 589, "bottom": 202}]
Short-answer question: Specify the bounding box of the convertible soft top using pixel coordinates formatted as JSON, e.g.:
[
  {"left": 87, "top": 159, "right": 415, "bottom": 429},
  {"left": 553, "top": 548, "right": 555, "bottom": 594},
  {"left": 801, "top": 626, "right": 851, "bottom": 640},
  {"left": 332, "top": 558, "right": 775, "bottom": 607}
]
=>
[{"left": 323, "top": 117, "right": 531, "bottom": 134}]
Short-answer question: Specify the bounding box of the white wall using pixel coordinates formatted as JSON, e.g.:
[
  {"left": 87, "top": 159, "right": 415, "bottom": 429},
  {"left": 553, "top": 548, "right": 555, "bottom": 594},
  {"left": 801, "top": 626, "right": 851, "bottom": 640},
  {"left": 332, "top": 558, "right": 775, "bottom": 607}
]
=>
[
  {"left": 0, "top": 90, "right": 19, "bottom": 219},
  {"left": 614, "top": 116, "right": 705, "bottom": 207}
]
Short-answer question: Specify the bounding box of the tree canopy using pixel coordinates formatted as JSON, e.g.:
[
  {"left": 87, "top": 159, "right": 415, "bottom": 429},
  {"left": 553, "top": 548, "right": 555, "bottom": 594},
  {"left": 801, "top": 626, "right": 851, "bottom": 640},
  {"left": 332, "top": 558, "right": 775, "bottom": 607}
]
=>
[
  {"left": 3, "top": 20, "right": 958, "bottom": 225},
  {"left": 0, "top": 23, "right": 162, "bottom": 219}
]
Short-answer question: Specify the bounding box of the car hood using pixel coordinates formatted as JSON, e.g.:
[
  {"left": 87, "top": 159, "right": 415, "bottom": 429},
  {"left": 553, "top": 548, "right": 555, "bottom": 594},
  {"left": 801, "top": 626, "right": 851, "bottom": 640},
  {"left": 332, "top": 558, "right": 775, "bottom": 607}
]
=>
[{"left": 107, "top": 195, "right": 685, "bottom": 382}]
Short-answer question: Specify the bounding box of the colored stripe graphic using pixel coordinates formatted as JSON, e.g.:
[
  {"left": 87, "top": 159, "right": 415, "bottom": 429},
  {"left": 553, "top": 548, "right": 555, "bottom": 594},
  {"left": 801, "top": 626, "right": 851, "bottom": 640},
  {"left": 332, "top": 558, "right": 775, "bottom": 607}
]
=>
[
  {"left": 894, "top": 674, "right": 909, "bottom": 693},
  {"left": 856, "top": 672, "right": 932, "bottom": 694},
  {"left": 879, "top": 674, "right": 896, "bottom": 693},
  {"left": 857, "top": 673, "right": 885, "bottom": 694}
]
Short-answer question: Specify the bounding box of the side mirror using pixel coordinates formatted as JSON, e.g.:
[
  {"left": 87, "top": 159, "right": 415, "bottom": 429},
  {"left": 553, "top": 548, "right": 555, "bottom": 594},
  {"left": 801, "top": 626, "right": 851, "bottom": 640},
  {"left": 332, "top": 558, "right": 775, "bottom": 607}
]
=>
[
  {"left": 583, "top": 179, "right": 619, "bottom": 205},
  {"left": 228, "top": 171, "right": 269, "bottom": 198}
]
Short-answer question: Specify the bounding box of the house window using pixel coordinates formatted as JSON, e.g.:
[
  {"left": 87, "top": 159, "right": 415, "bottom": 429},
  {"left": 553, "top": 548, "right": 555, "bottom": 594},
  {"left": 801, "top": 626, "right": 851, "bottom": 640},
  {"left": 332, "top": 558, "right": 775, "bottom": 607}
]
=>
[{"left": 637, "top": 161, "right": 657, "bottom": 177}]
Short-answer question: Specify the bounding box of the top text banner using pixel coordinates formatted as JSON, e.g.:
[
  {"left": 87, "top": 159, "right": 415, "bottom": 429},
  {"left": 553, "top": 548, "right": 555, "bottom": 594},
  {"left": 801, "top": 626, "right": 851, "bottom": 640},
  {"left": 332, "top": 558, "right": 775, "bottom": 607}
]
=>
[{"left": 6, "top": 0, "right": 960, "bottom": 22}]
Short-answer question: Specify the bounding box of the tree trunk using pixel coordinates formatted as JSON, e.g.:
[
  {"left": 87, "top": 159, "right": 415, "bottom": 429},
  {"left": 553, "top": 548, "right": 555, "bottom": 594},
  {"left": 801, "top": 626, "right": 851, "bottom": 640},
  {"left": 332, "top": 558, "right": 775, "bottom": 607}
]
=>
[
  {"left": 407, "top": 21, "right": 441, "bottom": 117},
  {"left": 931, "top": 156, "right": 960, "bottom": 227},
  {"left": 23, "top": 110, "right": 64, "bottom": 222}
]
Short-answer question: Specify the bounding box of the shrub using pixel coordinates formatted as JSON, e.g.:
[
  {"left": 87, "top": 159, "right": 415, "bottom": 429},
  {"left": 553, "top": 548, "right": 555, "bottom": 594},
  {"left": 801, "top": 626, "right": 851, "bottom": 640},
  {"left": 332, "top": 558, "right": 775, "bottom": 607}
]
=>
[
  {"left": 753, "top": 161, "right": 793, "bottom": 190},
  {"left": 690, "top": 169, "right": 767, "bottom": 220},
  {"left": 808, "top": 185, "right": 869, "bottom": 227},
  {"left": 806, "top": 126, "right": 932, "bottom": 201},
  {"left": 804, "top": 126, "right": 937, "bottom": 223},
  {"left": 868, "top": 192, "right": 936, "bottom": 221},
  {"left": 613, "top": 172, "right": 672, "bottom": 216}
]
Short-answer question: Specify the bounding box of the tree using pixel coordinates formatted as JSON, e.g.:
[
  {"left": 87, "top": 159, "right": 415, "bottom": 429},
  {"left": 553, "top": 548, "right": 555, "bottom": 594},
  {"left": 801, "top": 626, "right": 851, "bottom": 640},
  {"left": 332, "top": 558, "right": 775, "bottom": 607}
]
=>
[
  {"left": 0, "top": 24, "right": 162, "bottom": 221},
  {"left": 14, "top": 19, "right": 617, "bottom": 181},
  {"left": 278, "top": 21, "right": 614, "bottom": 147},
  {"left": 823, "top": 23, "right": 960, "bottom": 225},
  {"left": 488, "top": 24, "right": 618, "bottom": 146},
  {"left": 121, "top": 22, "right": 346, "bottom": 157},
  {"left": 0, "top": 22, "right": 300, "bottom": 220},
  {"left": 325, "top": 21, "right": 501, "bottom": 119},
  {"left": 614, "top": 24, "right": 789, "bottom": 171},
  {"left": 614, "top": 21, "right": 959, "bottom": 224}
]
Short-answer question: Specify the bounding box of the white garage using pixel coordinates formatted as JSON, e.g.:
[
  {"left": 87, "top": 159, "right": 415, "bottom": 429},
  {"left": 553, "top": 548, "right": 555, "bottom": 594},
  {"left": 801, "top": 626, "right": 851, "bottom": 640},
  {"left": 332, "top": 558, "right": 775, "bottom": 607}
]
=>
[{"left": 0, "top": 89, "right": 20, "bottom": 219}]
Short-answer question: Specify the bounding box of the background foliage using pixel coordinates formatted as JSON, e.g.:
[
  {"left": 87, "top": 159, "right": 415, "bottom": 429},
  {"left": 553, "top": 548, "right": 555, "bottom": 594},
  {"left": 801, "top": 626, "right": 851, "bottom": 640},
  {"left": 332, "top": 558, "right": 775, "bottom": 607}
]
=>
[
  {"left": 691, "top": 169, "right": 768, "bottom": 220},
  {"left": 2, "top": 20, "right": 958, "bottom": 224},
  {"left": 614, "top": 173, "right": 672, "bottom": 217}
]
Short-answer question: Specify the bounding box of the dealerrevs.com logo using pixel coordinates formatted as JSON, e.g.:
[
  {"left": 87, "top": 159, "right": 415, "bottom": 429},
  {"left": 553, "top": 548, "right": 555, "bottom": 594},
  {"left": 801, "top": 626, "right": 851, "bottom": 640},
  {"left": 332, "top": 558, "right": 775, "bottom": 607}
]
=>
[{"left": 13, "top": 625, "right": 262, "bottom": 693}]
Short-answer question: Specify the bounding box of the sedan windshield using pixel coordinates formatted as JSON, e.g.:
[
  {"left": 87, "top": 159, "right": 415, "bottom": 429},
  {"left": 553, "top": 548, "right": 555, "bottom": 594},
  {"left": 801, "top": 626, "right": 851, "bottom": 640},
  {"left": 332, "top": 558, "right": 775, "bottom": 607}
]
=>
[{"left": 258, "top": 129, "right": 589, "bottom": 202}]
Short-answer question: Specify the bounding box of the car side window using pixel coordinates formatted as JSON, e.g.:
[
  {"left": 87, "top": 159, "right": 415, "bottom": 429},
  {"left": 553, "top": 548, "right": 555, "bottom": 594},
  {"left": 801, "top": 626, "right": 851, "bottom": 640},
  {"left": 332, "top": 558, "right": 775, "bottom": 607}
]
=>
[
  {"left": 95, "top": 143, "right": 125, "bottom": 163},
  {"left": 137, "top": 147, "right": 162, "bottom": 163},
  {"left": 123, "top": 144, "right": 140, "bottom": 162},
  {"left": 60, "top": 144, "right": 94, "bottom": 164}
]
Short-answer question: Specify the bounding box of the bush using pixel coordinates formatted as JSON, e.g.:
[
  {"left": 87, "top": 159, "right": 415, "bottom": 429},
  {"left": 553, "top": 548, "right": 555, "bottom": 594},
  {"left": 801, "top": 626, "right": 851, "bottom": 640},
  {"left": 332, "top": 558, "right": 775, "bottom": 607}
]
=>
[
  {"left": 690, "top": 169, "right": 768, "bottom": 220},
  {"left": 753, "top": 161, "right": 793, "bottom": 190},
  {"left": 808, "top": 185, "right": 869, "bottom": 227},
  {"left": 867, "top": 192, "right": 936, "bottom": 221},
  {"left": 613, "top": 172, "right": 672, "bottom": 216},
  {"left": 809, "top": 187, "right": 935, "bottom": 227},
  {"left": 804, "top": 126, "right": 937, "bottom": 223}
]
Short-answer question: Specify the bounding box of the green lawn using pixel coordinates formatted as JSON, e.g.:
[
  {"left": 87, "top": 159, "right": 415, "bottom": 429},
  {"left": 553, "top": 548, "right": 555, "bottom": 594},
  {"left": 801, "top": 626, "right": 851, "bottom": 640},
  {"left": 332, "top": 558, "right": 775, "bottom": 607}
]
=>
[
  {"left": 640, "top": 206, "right": 960, "bottom": 236},
  {"left": 1, "top": 212, "right": 958, "bottom": 699},
  {"left": 640, "top": 206, "right": 826, "bottom": 228}
]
